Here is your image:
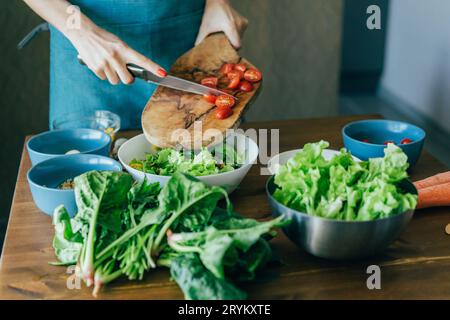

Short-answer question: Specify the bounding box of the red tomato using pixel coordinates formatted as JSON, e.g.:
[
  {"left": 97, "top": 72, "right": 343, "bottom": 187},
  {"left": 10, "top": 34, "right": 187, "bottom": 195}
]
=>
[
  {"left": 228, "top": 77, "right": 241, "bottom": 89},
  {"left": 384, "top": 140, "right": 395, "bottom": 145},
  {"left": 244, "top": 68, "right": 262, "bottom": 82},
  {"left": 361, "top": 139, "right": 370, "bottom": 143},
  {"left": 215, "top": 95, "right": 235, "bottom": 108},
  {"left": 203, "top": 94, "right": 217, "bottom": 104},
  {"left": 234, "top": 63, "right": 247, "bottom": 72},
  {"left": 400, "top": 138, "right": 413, "bottom": 144},
  {"left": 238, "top": 80, "right": 253, "bottom": 92},
  {"left": 201, "top": 77, "right": 218, "bottom": 88},
  {"left": 215, "top": 106, "right": 233, "bottom": 119},
  {"left": 220, "top": 63, "right": 234, "bottom": 75},
  {"left": 227, "top": 69, "right": 244, "bottom": 80}
]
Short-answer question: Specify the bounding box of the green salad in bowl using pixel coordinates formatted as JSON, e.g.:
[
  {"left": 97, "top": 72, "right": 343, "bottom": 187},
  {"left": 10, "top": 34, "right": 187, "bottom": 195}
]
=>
[
  {"left": 118, "top": 133, "right": 259, "bottom": 194},
  {"left": 272, "top": 140, "right": 417, "bottom": 221},
  {"left": 129, "top": 144, "right": 243, "bottom": 177},
  {"left": 266, "top": 140, "right": 418, "bottom": 259}
]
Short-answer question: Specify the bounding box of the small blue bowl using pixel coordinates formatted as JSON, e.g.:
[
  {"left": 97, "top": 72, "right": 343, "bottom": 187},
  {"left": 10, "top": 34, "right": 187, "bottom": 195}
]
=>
[
  {"left": 27, "top": 128, "right": 111, "bottom": 165},
  {"left": 27, "top": 154, "right": 123, "bottom": 216},
  {"left": 342, "top": 119, "right": 426, "bottom": 167}
]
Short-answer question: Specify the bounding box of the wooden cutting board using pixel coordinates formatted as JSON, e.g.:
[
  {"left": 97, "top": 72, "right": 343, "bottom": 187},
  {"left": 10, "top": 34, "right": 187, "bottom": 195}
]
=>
[{"left": 141, "top": 33, "right": 261, "bottom": 149}]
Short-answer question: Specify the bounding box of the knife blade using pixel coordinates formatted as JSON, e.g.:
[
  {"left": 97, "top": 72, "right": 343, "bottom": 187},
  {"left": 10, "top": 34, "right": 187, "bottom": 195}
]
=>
[
  {"left": 126, "top": 64, "right": 236, "bottom": 100},
  {"left": 77, "top": 57, "right": 236, "bottom": 100}
]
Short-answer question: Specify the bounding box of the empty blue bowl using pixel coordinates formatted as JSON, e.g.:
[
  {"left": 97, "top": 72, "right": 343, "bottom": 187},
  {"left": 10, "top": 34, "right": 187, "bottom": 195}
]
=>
[
  {"left": 27, "top": 154, "right": 123, "bottom": 216},
  {"left": 342, "top": 119, "right": 426, "bottom": 167},
  {"left": 27, "top": 128, "right": 111, "bottom": 165}
]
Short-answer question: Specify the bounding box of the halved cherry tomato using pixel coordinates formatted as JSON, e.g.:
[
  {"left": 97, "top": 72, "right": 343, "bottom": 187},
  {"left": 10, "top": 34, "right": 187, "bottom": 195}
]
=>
[
  {"left": 215, "top": 106, "right": 233, "bottom": 119},
  {"left": 238, "top": 80, "right": 253, "bottom": 92},
  {"left": 228, "top": 77, "right": 241, "bottom": 89},
  {"left": 217, "top": 76, "right": 229, "bottom": 87},
  {"left": 234, "top": 63, "right": 247, "bottom": 72},
  {"left": 203, "top": 94, "right": 217, "bottom": 104},
  {"left": 384, "top": 140, "right": 395, "bottom": 145},
  {"left": 227, "top": 69, "right": 244, "bottom": 80},
  {"left": 244, "top": 68, "right": 262, "bottom": 82},
  {"left": 215, "top": 95, "right": 235, "bottom": 108},
  {"left": 400, "top": 138, "right": 413, "bottom": 144},
  {"left": 220, "top": 63, "right": 234, "bottom": 75},
  {"left": 220, "top": 88, "right": 235, "bottom": 95},
  {"left": 201, "top": 77, "right": 218, "bottom": 88}
]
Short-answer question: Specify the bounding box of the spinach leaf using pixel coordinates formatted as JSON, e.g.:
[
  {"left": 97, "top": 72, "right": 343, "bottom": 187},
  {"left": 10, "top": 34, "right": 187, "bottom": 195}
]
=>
[
  {"left": 168, "top": 215, "right": 288, "bottom": 278},
  {"left": 52, "top": 171, "right": 287, "bottom": 300},
  {"left": 52, "top": 205, "right": 83, "bottom": 265},
  {"left": 126, "top": 179, "right": 161, "bottom": 227},
  {"left": 226, "top": 239, "right": 272, "bottom": 281},
  {"left": 170, "top": 253, "right": 246, "bottom": 300},
  {"left": 74, "top": 171, "right": 132, "bottom": 224},
  {"left": 152, "top": 172, "right": 230, "bottom": 250},
  {"left": 74, "top": 171, "right": 133, "bottom": 283},
  {"left": 96, "top": 172, "right": 227, "bottom": 261}
]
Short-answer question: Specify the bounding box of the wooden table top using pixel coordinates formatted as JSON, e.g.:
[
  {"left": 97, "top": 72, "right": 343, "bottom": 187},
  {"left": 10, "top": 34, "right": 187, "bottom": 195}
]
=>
[{"left": 1, "top": 114, "right": 449, "bottom": 300}]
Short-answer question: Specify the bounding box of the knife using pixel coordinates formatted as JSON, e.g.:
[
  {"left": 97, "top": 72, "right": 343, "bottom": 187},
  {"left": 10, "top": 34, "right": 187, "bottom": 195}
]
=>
[{"left": 77, "top": 57, "right": 236, "bottom": 100}]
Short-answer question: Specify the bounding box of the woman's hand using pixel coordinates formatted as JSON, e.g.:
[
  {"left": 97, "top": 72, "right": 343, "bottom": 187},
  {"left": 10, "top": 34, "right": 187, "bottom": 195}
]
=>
[
  {"left": 69, "top": 20, "right": 167, "bottom": 85},
  {"left": 23, "top": 0, "right": 166, "bottom": 85},
  {"left": 195, "top": 0, "right": 248, "bottom": 49}
]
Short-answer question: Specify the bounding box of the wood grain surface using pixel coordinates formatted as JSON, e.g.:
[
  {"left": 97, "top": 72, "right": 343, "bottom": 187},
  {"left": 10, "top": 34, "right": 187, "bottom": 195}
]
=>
[
  {"left": 1, "top": 114, "right": 450, "bottom": 300},
  {"left": 141, "top": 33, "right": 262, "bottom": 149}
]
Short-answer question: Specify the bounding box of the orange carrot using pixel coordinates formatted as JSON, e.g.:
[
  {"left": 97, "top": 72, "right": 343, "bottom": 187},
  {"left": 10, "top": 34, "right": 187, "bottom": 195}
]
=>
[
  {"left": 414, "top": 171, "right": 450, "bottom": 190},
  {"left": 416, "top": 182, "right": 450, "bottom": 209}
]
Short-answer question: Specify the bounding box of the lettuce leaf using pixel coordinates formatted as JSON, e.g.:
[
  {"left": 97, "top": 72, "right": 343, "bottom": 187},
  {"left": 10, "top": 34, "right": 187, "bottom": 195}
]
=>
[
  {"left": 273, "top": 141, "right": 417, "bottom": 221},
  {"left": 130, "top": 143, "right": 242, "bottom": 177}
]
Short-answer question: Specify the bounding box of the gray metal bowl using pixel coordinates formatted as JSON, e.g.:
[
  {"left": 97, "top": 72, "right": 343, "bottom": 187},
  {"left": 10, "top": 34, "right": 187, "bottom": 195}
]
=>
[{"left": 266, "top": 176, "right": 417, "bottom": 260}]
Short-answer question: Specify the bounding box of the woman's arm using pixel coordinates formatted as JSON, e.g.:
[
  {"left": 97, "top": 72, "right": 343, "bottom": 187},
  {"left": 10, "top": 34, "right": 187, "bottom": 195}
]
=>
[
  {"left": 23, "top": 0, "right": 166, "bottom": 85},
  {"left": 195, "top": 0, "right": 248, "bottom": 49}
]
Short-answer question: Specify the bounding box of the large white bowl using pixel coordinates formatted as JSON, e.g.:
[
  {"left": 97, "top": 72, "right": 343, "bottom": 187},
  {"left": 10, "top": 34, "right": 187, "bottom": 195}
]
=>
[
  {"left": 118, "top": 133, "right": 259, "bottom": 193},
  {"left": 267, "top": 148, "right": 361, "bottom": 175}
]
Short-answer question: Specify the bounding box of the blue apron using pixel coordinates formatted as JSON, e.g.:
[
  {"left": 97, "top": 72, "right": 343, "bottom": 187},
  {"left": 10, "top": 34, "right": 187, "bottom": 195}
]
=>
[{"left": 49, "top": 0, "right": 204, "bottom": 129}]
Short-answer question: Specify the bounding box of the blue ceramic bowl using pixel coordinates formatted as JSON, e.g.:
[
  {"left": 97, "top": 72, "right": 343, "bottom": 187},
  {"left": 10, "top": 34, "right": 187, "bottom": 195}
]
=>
[
  {"left": 27, "top": 154, "right": 122, "bottom": 217},
  {"left": 27, "top": 128, "right": 111, "bottom": 165},
  {"left": 342, "top": 120, "right": 426, "bottom": 167}
]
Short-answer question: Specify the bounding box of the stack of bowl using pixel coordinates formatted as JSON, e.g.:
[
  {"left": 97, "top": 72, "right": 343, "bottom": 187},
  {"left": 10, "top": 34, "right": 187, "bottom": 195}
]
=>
[{"left": 27, "top": 128, "right": 121, "bottom": 217}]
